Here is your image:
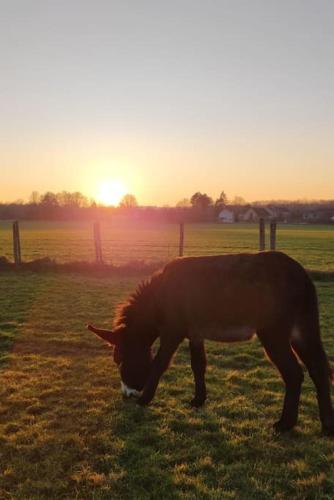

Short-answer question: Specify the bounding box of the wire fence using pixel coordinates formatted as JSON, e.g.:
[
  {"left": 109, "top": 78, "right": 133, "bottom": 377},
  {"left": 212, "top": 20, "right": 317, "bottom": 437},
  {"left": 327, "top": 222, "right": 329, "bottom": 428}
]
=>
[{"left": 0, "top": 219, "right": 334, "bottom": 271}]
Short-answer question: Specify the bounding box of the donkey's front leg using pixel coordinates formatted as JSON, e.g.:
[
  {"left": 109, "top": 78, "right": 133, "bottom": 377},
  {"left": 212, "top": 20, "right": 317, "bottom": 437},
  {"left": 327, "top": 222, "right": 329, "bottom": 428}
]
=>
[
  {"left": 137, "top": 337, "right": 181, "bottom": 406},
  {"left": 189, "top": 340, "right": 207, "bottom": 407}
]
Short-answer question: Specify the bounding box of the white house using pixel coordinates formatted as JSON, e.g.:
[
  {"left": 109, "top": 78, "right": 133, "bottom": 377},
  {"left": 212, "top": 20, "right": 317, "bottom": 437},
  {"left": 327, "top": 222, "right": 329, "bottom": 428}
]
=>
[
  {"left": 218, "top": 208, "right": 235, "bottom": 223},
  {"left": 240, "top": 206, "right": 275, "bottom": 222}
]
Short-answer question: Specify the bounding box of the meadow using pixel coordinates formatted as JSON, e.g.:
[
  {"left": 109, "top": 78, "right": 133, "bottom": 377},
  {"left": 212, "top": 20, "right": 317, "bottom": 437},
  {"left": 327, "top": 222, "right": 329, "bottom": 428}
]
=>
[
  {"left": 0, "top": 220, "right": 334, "bottom": 271},
  {"left": 1, "top": 270, "right": 334, "bottom": 499}
]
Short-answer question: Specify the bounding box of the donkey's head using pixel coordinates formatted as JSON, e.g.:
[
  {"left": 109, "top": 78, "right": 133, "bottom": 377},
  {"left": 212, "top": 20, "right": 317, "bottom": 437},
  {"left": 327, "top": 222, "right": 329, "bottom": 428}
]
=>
[{"left": 87, "top": 324, "right": 152, "bottom": 397}]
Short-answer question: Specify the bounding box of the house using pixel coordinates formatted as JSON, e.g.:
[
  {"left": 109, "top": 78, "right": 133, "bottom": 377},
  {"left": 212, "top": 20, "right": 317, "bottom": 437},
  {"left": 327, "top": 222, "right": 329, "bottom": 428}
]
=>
[
  {"left": 302, "top": 211, "right": 321, "bottom": 222},
  {"left": 302, "top": 209, "right": 334, "bottom": 224},
  {"left": 218, "top": 207, "right": 235, "bottom": 223},
  {"left": 239, "top": 206, "right": 275, "bottom": 222},
  {"left": 275, "top": 206, "right": 292, "bottom": 223}
]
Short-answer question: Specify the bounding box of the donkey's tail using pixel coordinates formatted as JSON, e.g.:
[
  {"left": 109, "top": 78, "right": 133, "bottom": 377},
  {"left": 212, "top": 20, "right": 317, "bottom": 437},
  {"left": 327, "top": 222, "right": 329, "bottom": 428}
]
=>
[{"left": 292, "top": 277, "right": 333, "bottom": 385}]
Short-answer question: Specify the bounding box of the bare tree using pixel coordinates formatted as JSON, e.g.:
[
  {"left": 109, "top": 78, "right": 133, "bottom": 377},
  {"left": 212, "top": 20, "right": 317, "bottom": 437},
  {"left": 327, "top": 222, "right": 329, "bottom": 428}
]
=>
[
  {"left": 40, "top": 192, "right": 59, "bottom": 208},
  {"left": 176, "top": 198, "right": 191, "bottom": 207},
  {"left": 119, "top": 194, "right": 138, "bottom": 208},
  {"left": 231, "top": 195, "right": 246, "bottom": 205},
  {"left": 29, "top": 191, "right": 40, "bottom": 204},
  {"left": 57, "top": 191, "right": 89, "bottom": 208}
]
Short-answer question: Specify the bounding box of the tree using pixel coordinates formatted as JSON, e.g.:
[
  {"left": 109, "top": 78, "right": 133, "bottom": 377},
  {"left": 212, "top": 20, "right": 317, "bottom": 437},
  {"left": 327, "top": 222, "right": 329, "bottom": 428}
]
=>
[
  {"left": 190, "top": 192, "right": 213, "bottom": 211},
  {"left": 40, "top": 192, "right": 59, "bottom": 208},
  {"left": 215, "top": 191, "right": 228, "bottom": 206},
  {"left": 29, "top": 191, "right": 40, "bottom": 204},
  {"left": 119, "top": 193, "right": 138, "bottom": 208},
  {"left": 231, "top": 195, "right": 246, "bottom": 205},
  {"left": 214, "top": 191, "right": 229, "bottom": 216},
  {"left": 57, "top": 191, "right": 89, "bottom": 208},
  {"left": 176, "top": 198, "right": 191, "bottom": 207}
]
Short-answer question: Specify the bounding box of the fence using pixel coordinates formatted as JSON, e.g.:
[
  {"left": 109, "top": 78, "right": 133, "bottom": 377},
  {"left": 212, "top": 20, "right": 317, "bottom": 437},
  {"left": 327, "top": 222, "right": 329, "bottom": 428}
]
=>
[
  {"left": 3, "top": 219, "right": 275, "bottom": 266},
  {"left": 0, "top": 219, "right": 333, "bottom": 271}
]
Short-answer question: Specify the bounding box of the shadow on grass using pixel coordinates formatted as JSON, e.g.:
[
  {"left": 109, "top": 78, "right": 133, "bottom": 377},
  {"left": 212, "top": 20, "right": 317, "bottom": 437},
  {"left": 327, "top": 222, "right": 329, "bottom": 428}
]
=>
[
  {"left": 108, "top": 336, "right": 334, "bottom": 499},
  {"left": 110, "top": 395, "right": 244, "bottom": 498},
  {"left": 1, "top": 273, "right": 334, "bottom": 498},
  {"left": 108, "top": 348, "right": 266, "bottom": 498},
  {"left": 0, "top": 272, "right": 45, "bottom": 367}
]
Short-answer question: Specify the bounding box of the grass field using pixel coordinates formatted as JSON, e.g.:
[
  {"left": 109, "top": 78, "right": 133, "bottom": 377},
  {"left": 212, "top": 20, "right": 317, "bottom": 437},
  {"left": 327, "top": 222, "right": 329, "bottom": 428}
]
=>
[
  {"left": 0, "top": 221, "right": 334, "bottom": 270},
  {"left": 1, "top": 270, "right": 334, "bottom": 499}
]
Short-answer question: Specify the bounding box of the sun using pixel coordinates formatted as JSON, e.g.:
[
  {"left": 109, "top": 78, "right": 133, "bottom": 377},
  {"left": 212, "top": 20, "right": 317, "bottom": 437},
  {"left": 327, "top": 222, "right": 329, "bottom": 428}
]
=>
[{"left": 96, "top": 180, "right": 127, "bottom": 206}]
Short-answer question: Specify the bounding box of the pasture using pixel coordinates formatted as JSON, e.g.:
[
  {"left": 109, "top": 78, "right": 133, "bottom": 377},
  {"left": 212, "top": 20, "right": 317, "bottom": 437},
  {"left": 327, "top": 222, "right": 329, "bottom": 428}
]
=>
[
  {"left": 1, "top": 270, "right": 334, "bottom": 499},
  {"left": 0, "top": 221, "right": 334, "bottom": 270}
]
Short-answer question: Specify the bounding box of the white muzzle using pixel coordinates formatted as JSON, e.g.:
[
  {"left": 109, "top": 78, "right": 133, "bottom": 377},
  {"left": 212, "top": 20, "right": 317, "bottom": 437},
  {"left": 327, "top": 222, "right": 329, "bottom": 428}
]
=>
[{"left": 121, "top": 381, "right": 142, "bottom": 398}]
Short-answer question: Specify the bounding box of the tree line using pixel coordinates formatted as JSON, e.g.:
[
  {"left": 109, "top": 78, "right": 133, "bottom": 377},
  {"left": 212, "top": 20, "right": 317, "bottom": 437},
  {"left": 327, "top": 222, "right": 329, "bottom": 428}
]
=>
[
  {"left": 0, "top": 190, "right": 140, "bottom": 220},
  {"left": 0, "top": 189, "right": 237, "bottom": 221},
  {"left": 2, "top": 189, "right": 332, "bottom": 223},
  {"left": 28, "top": 191, "right": 138, "bottom": 209},
  {"left": 0, "top": 191, "right": 235, "bottom": 219}
]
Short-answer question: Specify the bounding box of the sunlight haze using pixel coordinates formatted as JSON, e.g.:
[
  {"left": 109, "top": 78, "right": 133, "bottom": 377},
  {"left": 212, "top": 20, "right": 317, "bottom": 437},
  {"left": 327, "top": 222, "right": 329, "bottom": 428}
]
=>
[{"left": 1, "top": 0, "right": 333, "bottom": 204}]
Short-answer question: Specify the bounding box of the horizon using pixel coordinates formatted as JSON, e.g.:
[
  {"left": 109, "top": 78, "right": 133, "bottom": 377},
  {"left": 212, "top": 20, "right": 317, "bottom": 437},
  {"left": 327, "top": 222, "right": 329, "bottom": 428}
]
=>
[
  {"left": 1, "top": 1, "right": 334, "bottom": 204},
  {"left": 1, "top": 190, "right": 334, "bottom": 208}
]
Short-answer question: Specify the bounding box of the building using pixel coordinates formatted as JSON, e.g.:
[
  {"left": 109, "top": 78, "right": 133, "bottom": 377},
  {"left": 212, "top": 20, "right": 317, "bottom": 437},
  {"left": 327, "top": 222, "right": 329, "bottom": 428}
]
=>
[
  {"left": 217, "top": 208, "right": 236, "bottom": 223},
  {"left": 239, "top": 206, "right": 275, "bottom": 222}
]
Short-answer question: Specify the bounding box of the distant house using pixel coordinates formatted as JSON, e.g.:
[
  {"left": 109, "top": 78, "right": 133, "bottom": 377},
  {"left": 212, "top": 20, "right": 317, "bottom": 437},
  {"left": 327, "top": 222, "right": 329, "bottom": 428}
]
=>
[
  {"left": 275, "top": 206, "right": 292, "bottom": 223},
  {"left": 302, "top": 211, "right": 321, "bottom": 222},
  {"left": 239, "top": 206, "right": 275, "bottom": 222},
  {"left": 302, "top": 209, "right": 334, "bottom": 224},
  {"left": 218, "top": 207, "right": 235, "bottom": 223}
]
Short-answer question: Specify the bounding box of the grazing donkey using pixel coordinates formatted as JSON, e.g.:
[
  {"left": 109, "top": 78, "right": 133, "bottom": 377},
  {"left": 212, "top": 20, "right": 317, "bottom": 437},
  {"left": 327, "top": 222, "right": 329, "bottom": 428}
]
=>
[{"left": 88, "top": 252, "right": 334, "bottom": 434}]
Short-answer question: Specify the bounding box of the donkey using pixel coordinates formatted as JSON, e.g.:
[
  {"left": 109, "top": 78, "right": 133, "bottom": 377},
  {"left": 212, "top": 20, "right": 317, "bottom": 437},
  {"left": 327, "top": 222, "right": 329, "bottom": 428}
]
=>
[{"left": 88, "top": 251, "right": 334, "bottom": 434}]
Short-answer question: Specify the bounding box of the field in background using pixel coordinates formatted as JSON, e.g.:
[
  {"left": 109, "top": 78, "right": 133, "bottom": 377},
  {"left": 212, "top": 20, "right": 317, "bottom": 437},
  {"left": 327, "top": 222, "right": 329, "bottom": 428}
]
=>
[
  {"left": 0, "top": 220, "right": 334, "bottom": 270},
  {"left": 1, "top": 271, "right": 334, "bottom": 498}
]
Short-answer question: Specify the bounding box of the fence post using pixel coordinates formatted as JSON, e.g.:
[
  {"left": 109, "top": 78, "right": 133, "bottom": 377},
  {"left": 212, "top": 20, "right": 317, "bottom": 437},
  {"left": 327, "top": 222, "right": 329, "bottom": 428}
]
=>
[
  {"left": 12, "top": 221, "right": 22, "bottom": 265},
  {"left": 93, "top": 222, "right": 103, "bottom": 264},
  {"left": 259, "top": 218, "right": 265, "bottom": 251},
  {"left": 270, "top": 220, "right": 277, "bottom": 250},
  {"left": 179, "top": 222, "right": 184, "bottom": 257}
]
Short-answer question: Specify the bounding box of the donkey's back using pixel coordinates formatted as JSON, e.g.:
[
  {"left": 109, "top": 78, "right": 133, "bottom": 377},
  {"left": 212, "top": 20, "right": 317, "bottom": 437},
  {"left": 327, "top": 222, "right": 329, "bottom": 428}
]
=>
[{"left": 158, "top": 251, "right": 311, "bottom": 343}]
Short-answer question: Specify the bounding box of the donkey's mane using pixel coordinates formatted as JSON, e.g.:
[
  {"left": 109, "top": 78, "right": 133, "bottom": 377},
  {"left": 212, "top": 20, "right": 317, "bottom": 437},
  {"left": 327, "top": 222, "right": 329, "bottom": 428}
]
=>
[{"left": 113, "top": 271, "right": 162, "bottom": 328}]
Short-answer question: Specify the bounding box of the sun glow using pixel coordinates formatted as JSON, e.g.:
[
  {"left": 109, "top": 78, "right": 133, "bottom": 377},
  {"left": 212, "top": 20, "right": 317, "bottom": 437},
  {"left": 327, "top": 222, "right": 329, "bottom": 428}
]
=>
[{"left": 96, "top": 180, "right": 127, "bottom": 206}]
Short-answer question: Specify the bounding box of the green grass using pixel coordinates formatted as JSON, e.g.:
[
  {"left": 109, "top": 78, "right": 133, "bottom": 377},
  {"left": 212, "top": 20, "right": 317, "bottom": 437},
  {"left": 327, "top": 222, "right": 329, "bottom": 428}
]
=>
[
  {"left": 0, "top": 221, "right": 334, "bottom": 270},
  {"left": 1, "top": 271, "right": 334, "bottom": 499}
]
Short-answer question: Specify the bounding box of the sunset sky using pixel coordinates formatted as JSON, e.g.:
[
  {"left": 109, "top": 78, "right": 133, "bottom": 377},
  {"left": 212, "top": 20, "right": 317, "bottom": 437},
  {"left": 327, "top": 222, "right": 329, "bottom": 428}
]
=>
[{"left": 1, "top": 0, "right": 333, "bottom": 205}]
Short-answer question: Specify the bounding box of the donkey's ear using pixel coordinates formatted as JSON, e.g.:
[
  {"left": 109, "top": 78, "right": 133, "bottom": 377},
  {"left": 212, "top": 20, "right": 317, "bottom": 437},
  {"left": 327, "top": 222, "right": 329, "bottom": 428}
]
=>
[{"left": 87, "top": 324, "right": 120, "bottom": 345}]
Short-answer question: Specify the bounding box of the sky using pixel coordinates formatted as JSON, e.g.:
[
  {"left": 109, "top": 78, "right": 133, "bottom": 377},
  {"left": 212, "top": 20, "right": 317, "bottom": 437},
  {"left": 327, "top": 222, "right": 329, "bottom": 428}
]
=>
[{"left": 1, "top": 0, "right": 333, "bottom": 205}]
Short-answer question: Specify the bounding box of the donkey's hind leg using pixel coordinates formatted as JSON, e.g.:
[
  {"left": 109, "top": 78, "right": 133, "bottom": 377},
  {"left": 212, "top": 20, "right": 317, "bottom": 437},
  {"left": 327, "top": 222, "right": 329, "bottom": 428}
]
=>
[
  {"left": 189, "top": 340, "right": 207, "bottom": 407},
  {"left": 258, "top": 328, "right": 304, "bottom": 432},
  {"left": 292, "top": 334, "right": 334, "bottom": 435}
]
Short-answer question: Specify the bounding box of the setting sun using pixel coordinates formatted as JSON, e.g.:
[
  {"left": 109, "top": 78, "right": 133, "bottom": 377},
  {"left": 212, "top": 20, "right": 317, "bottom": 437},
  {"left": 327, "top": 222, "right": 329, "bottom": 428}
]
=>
[{"left": 96, "top": 180, "right": 127, "bottom": 206}]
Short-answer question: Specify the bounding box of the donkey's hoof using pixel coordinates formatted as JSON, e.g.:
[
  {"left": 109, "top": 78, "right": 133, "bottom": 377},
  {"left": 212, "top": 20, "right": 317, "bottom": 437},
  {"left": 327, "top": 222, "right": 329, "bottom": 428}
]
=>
[
  {"left": 190, "top": 397, "right": 205, "bottom": 408},
  {"left": 136, "top": 395, "right": 151, "bottom": 406},
  {"left": 273, "top": 419, "right": 296, "bottom": 433},
  {"left": 322, "top": 425, "right": 334, "bottom": 437},
  {"left": 321, "top": 418, "right": 334, "bottom": 437}
]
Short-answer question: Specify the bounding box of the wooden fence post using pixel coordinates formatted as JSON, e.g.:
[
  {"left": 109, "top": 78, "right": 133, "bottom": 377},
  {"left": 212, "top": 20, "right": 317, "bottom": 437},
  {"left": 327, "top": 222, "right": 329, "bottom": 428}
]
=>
[
  {"left": 12, "top": 221, "right": 22, "bottom": 265},
  {"left": 93, "top": 222, "right": 103, "bottom": 263},
  {"left": 179, "top": 222, "right": 184, "bottom": 257},
  {"left": 259, "top": 218, "right": 265, "bottom": 251},
  {"left": 270, "top": 220, "right": 277, "bottom": 250}
]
